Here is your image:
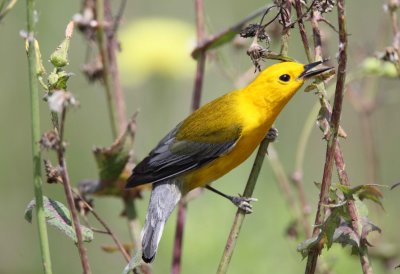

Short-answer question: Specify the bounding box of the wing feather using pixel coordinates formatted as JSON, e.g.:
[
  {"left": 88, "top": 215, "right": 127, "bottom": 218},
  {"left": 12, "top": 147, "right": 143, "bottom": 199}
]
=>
[{"left": 126, "top": 123, "right": 241, "bottom": 188}]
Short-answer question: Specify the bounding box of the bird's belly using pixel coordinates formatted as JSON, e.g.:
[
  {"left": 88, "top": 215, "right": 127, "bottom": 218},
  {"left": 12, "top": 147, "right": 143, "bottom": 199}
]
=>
[{"left": 181, "top": 125, "right": 270, "bottom": 193}]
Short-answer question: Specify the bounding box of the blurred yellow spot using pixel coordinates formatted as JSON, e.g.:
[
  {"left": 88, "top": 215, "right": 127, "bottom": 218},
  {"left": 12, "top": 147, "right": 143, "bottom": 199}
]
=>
[{"left": 118, "top": 18, "right": 196, "bottom": 86}]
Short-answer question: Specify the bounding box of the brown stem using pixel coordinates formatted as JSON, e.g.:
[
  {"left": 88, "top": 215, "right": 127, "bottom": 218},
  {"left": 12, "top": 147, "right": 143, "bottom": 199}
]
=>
[
  {"left": 191, "top": 5, "right": 273, "bottom": 58},
  {"left": 291, "top": 171, "right": 312, "bottom": 237},
  {"left": 104, "top": 0, "right": 127, "bottom": 133},
  {"left": 360, "top": 111, "right": 379, "bottom": 184},
  {"left": 73, "top": 190, "right": 130, "bottom": 262},
  {"left": 101, "top": 3, "right": 148, "bottom": 273},
  {"left": 305, "top": 1, "right": 370, "bottom": 273},
  {"left": 333, "top": 144, "right": 373, "bottom": 274},
  {"left": 310, "top": 10, "right": 323, "bottom": 59},
  {"left": 171, "top": 1, "right": 206, "bottom": 273},
  {"left": 294, "top": 0, "right": 313, "bottom": 61},
  {"left": 57, "top": 109, "right": 92, "bottom": 274}
]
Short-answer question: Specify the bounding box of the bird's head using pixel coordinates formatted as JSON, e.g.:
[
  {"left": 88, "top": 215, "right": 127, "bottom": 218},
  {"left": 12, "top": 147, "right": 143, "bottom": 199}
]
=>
[{"left": 246, "top": 60, "right": 332, "bottom": 106}]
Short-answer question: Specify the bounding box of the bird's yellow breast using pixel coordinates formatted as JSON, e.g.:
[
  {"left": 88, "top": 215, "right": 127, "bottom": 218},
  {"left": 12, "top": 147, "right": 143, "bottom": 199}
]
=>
[{"left": 181, "top": 91, "right": 278, "bottom": 193}]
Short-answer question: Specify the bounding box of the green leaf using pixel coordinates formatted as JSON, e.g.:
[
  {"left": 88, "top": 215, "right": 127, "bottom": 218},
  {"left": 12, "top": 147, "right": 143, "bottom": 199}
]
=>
[
  {"left": 24, "top": 196, "right": 93, "bottom": 243},
  {"left": 121, "top": 248, "right": 142, "bottom": 274},
  {"left": 324, "top": 209, "right": 341, "bottom": 249},
  {"left": 89, "top": 114, "right": 137, "bottom": 196},
  {"left": 357, "top": 185, "right": 384, "bottom": 208},
  {"left": 336, "top": 184, "right": 384, "bottom": 207}
]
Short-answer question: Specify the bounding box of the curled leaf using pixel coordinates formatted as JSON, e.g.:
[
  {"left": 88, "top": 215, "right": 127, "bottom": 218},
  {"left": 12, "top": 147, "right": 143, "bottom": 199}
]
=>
[
  {"left": 80, "top": 113, "right": 149, "bottom": 198},
  {"left": 24, "top": 196, "right": 93, "bottom": 243}
]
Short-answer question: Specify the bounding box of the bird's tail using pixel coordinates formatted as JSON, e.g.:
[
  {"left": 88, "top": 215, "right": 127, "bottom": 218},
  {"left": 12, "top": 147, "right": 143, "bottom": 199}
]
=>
[{"left": 141, "top": 179, "right": 183, "bottom": 263}]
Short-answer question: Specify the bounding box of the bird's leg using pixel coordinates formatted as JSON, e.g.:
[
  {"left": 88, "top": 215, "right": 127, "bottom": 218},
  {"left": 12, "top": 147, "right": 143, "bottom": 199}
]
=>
[
  {"left": 205, "top": 185, "right": 257, "bottom": 214},
  {"left": 266, "top": 127, "right": 278, "bottom": 142}
]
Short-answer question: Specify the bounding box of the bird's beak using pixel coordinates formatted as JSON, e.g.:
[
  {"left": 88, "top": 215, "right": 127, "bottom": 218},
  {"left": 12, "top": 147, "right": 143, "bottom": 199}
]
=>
[{"left": 297, "top": 60, "right": 333, "bottom": 80}]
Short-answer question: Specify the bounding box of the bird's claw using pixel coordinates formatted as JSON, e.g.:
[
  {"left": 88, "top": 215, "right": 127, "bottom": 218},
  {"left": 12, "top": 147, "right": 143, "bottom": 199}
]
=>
[
  {"left": 266, "top": 127, "right": 278, "bottom": 142},
  {"left": 231, "top": 195, "right": 258, "bottom": 214}
]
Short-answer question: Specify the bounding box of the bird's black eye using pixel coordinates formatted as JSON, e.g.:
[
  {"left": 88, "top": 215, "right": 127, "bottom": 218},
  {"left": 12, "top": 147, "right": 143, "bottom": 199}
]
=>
[{"left": 279, "top": 74, "right": 291, "bottom": 82}]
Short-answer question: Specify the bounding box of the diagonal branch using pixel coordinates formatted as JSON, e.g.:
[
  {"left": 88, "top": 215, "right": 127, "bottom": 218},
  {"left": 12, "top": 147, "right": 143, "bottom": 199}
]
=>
[
  {"left": 56, "top": 108, "right": 92, "bottom": 274},
  {"left": 216, "top": 134, "right": 275, "bottom": 274}
]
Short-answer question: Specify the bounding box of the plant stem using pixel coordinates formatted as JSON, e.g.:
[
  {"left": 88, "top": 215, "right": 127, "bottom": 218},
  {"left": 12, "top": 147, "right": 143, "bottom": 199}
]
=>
[
  {"left": 25, "top": 0, "right": 53, "bottom": 272},
  {"left": 191, "top": 5, "right": 273, "bottom": 58},
  {"left": 171, "top": 1, "right": 206, "bottom": 273},
  {"left": 216, "top": 137, "right": 272, "bottom": 274},
  {"left": 96, "top": 0, "right": 119, "bottom": 138},
  {"left": 94, "top": 2, "right": 147, "bottom": 272},
  {"left": 333, "top": 143, "right": 373, "bottom": 274},
  {"left": 294, "top": 0, "right": 313, "bottom": 61},
  {"left": 57, "top": 109, "right": 92, "bottom": 274},
  {"left": 104, "top": 0, "right": 127, "bottom": 133},
  {"left": 0, "top": 0, "right": 17, "bottom": 22},
  {"left": 74, "top": 189, "right": 131, "bottom": 262},
  {"left": 305, "top": 1, "right": 366, "bottom": 273}
]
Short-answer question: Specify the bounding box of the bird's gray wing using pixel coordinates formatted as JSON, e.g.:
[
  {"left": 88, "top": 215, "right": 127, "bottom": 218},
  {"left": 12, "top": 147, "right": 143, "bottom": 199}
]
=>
[{"left": 125, "top": 123, "right": 241, "bottom": 188}]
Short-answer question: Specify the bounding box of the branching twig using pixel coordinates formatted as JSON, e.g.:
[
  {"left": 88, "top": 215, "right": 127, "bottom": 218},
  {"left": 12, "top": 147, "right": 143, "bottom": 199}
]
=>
[
  {"left": 74, "top": 190, "right": 131, "bottom": 262},
  {"left": 305, "top": 2, "right": 373, "bottom": 274},
  {"left": 191, "top": 5, "right": 273, "bottom": 58},
  {"left": 25, "top": 0, "right": 53, "bottom": 272}
]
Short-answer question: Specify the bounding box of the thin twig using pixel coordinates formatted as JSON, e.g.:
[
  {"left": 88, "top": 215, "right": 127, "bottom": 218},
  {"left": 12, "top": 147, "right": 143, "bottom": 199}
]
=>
[
  {"left": 73, "top": 190, "right": 131, "bottom": 262},
  {"left": 216, "top": 137, "right": 273, "bottom": 274},
  {"left": 97, "top": 2, "right": 145, "bottom": 271},
  {"left": 96, "top": 0, "right": 119, "bottom": 138},
  {"left": 333, "top": 144, "right": 373, "bottom": 274},
  {"left": 191, "top": 5, "right": 274, "bottom": 58},
  {"left": 305, "top": 1, "right": 373, "bottom": 273},
  {"left": 294, "top": 0, "right": 313, "bottom": 61},
  {"left": 25, "top": 0, "right": 53, "bottom": 272},
  {"left": 267, "top": 145, "right": 300, "bottom": 224},
  {"left": 112, "top": 0, "right": 128, "bottom": 34},
  {"left": 56, "top": 108, "right": 92, "bottom": 274},
  {"left": 172, "top": 1, "right": 206, "bottom": 273},
  {"left": 0, "top": 0, "right": 17, "bottom": 21},
  {"left": 104, "top": 0, "right": 127, "bottom": 133}
]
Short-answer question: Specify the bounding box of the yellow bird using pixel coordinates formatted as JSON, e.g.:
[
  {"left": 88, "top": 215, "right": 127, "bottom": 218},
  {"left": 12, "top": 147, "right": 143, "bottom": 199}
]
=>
[{"left": 125, "top": 60, "right": 331, "bottom": 263}]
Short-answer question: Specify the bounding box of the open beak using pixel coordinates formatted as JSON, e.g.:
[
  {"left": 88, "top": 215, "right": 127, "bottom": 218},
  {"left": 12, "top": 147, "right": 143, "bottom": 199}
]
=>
[{"left": 297, "top": 60, "right": 333, "bottom": 80}]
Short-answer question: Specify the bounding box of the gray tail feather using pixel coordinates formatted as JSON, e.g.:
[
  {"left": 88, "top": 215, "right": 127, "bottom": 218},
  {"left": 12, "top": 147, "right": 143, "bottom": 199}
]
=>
[{"left": 141, "top": 180, "right": 182, "bottom": 263}]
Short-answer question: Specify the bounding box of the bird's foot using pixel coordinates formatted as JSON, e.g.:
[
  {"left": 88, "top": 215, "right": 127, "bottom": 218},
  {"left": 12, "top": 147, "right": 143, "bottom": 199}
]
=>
[
  {"left": 266, "top": 127, "right": 278, "bottom": 142},
  {"left": 230, "top": 195, "right": 258, "bottom": 214}
]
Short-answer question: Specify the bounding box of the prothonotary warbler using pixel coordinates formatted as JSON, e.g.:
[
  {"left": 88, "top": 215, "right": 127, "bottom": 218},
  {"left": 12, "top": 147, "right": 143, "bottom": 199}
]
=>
[{"left": 125, "top": 60, "right": 332, "bottom": 263}]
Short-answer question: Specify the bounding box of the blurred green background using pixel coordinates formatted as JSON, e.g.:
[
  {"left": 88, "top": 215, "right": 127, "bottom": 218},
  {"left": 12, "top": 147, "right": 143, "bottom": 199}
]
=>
[{"left": 1, "top": 0, "right": 399, "bottom": 273}]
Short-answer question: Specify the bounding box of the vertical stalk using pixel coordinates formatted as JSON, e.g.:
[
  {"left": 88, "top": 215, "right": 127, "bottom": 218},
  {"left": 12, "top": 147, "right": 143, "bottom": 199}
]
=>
[
  {"left": 25, "top": 0, "right": 53, "bottom": 272},
  {"left": 96, "top": 0, "right": 119, "bottom": 138},
  {"left": 171, "top": 1, "right": 205, "bottom": 273}
]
